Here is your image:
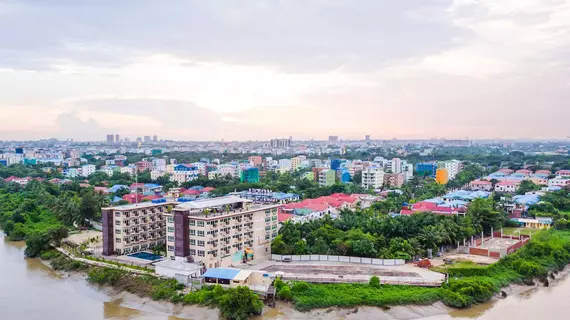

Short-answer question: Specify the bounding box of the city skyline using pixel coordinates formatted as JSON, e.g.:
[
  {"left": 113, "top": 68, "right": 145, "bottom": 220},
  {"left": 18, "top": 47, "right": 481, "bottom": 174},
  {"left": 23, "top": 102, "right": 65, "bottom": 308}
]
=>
[{"left": 2, "top": 1, "right": 570, "bottom": 141}]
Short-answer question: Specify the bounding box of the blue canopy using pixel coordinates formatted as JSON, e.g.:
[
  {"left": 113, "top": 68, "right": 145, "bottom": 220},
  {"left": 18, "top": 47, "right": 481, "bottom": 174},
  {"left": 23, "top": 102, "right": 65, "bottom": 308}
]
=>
[{"left": 202, "top": 268, "right": 240, "bottom": 280}]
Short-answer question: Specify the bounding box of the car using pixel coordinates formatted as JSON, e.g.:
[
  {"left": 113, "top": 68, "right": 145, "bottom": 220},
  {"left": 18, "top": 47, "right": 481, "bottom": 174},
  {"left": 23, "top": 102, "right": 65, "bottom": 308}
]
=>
[{"left": 282, "top": 257, "right": 291, "bottom": 263}]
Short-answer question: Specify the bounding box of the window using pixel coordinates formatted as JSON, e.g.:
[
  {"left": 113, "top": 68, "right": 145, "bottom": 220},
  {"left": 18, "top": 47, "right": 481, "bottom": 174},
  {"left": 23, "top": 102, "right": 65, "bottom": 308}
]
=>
[
  {"left": 265, "top": 210, "right": 270, "bottom": 214},
  {"left": 190, "top": 239, "right": 196, "bottom": 245},
  {"left": 198, "top": 250, "right": 205, "bottom": 257},
  {"left": 189, "top": 219, "right": 196, "bottom": 226},
  {"left": 116, "top": 238, "right": 121, "bottom": 243},
  {"left": 197, "top": 230, "right": 204, "bottom": 237},
  {"left": 265, "top": 218, "right": 270, "bottom": 223},
  {"left": 167, "top": 246, "right": 174, "bottom": 252},
  {"left": 265, "top": 226, "right": 270, "bottom": 231},
  {"left": 272, "top": 225, "right": 277, "bottom": 230},
  {"left": 167, "top": 236, "right": 174, "bottom": 242},
  {"left": 115, "top": 221, "right": 120, "bottom": 226},
  {"left": 197, "top": 240, "right": 205, "bottom": 247},
  {"left": 190, "top": 249, "right": 196, "bottom": 255},
  {"left": 167, "top": 227, "right": 174, "bottom": 233},
  {"left": 190, "top": 229, "right": 196, "bottom": 236},
  {"left": 272, "top": 216, "right": 277, "bottom": 221},
  {"left": 115, "top": 229, "right": 121, "bottom": 234},
  {"left": 197, "top": 221, "right": 204, "bottom": 227},
  {"left": 272, "top": 208, "right": 277, "bottom": 213},
  {"left": 115, "top": 212, "right": 120, "bottom": 217},
  {"left": 167, "top": 216, "right": 173, "bottom": 223},
  {"left": 265, "top": 234, "right": 270, "bottom": 240}
]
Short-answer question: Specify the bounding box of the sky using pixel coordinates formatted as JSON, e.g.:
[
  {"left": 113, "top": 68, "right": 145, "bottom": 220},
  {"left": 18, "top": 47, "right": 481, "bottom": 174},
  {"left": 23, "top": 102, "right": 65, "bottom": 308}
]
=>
[{"left": 1, "top": 0, "right": 570, "bottom": 141}]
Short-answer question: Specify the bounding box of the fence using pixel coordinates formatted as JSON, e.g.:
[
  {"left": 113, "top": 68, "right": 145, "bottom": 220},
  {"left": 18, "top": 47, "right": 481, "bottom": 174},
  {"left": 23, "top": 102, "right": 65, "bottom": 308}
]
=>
[
  {"left": 271, "top": 254, "right": 405, "bottom": 266},
  {"left": 281, "top": 274, "right": 442, "bottom": 287}
]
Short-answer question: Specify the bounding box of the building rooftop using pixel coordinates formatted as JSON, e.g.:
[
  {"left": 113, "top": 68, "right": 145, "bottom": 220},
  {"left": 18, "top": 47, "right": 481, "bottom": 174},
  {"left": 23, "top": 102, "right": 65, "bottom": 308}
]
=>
[
  {"left": 175, "top": 195, "right": 252, "bottom": 210},
  {"left": 102, "top": 200, "right": 178, "bottom": 211},
  {"left": 202, "top": 268, "right": 241, "bottom": 280}
]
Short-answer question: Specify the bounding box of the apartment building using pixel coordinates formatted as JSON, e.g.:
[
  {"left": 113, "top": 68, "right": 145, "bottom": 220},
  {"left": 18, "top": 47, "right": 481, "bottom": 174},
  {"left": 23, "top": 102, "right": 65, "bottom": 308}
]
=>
[
  {"left": 165, "top": 196, "right": 280, "bottom": 268},
  {"left": 361, "top": 167, "right": 384, "bottom": 190},
  {"left": 318, "top": 169, "right": 336, "bottom": 186},
  {"left": 384, "top": 173, "right": 405, "bottom": 188},
  {"left": 435, "top": 168, "right": 449, "bottom": 185},
  {"left": 102, "top": 200, "right": 177, "bottom": 255},
  {"left": 81, "top": 164, "right": 96, "bottom": 177},
  {"left": 438, "top": 160, "right": 463, "bottom": 180}
]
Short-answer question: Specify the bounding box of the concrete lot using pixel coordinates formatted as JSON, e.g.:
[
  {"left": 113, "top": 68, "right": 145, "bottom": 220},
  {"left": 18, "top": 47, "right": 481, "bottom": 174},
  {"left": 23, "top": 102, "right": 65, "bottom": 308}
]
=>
[
  {"left": 66, "top": 230, "right": 102, "bottom": 246},
  {"left": 246, "top": 259, "right": 445, "bottom": 285}
]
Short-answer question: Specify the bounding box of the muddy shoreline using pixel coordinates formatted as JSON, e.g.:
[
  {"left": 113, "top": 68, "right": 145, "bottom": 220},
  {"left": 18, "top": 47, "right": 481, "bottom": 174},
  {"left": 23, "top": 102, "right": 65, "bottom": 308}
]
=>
[{"left": 41, "top": 258, "right": 570, "bottom": 320}]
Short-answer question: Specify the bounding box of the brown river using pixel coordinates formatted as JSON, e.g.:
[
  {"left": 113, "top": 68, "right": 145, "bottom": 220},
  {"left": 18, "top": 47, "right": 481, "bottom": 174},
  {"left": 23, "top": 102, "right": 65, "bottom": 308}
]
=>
[{"left": 2, "top": 233, "right": 569, "bottom": 320}]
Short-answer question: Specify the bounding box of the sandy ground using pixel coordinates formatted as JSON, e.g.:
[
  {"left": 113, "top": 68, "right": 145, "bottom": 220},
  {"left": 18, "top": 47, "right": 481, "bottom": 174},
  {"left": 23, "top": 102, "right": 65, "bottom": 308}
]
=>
[
  {"left": 431, "top": 254, "right": 498, "bottom": 266},
  {"left": 67, "top": 230, "right": 102, "bottom": 246}
]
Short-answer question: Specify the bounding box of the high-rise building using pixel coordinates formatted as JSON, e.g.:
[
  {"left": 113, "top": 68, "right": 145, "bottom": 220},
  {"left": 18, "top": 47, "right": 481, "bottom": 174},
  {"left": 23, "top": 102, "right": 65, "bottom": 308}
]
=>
[
  {"left": 115, "top": 134, "right": 120, "bottom": 144},
  {"left": 144, "top": 136, "right": 151, "bottom": 143},
  {"left": 328, "top": 136, "right": 339, "bottom": 144},
  {"left": 438, "top": 160, "right": 463, "bottom": 180},
  {"left": 318, "top": 169, "right": 336, "bottom": 186},
  {"left": 106, "top": 134, "right": 114, "bottom": 145},
  {"left": 361, "top": 167, "right": 385, "bottom": 190},
  {"left": 391, "top": 158, "right": 402, "bottom": 174},
  {"left": 240, "top": 168, "right": 260, "bottom": 183},
  {"left": 166, "top": 196, "right": 279, "bottom": 268},
  {"left": 365, "top": 135, "right": 370, "bottom": 141},
  {"left": 153, "top": 135, "right": 158, "bottom": 142},
  {"left": 101, "top": 201, "right": 174, "bottom": 255},
  {"left": 270, "top": 138, "right": 291, "bottom": 148}
]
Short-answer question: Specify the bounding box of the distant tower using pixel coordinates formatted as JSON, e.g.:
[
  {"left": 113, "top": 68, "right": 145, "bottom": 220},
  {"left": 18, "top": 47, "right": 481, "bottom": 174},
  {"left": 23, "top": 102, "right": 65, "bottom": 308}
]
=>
[
  {"left": 153, "top": 135, "right": 158, "bottom": 142},
  {"left": 115, "top": 134, "right": 120, "bottom": 144},
  {"left": 106, "top": 134, "right": 114, "bottom": 144},
  {"left": 365, "top": 135, "right": 370, "bottom": 141}
]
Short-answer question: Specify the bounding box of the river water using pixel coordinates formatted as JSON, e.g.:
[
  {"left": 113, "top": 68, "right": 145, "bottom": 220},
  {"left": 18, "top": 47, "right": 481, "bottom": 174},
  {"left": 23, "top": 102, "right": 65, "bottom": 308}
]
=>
[{"left": 1, "top": 233, "right": 569, "bottom": 320}]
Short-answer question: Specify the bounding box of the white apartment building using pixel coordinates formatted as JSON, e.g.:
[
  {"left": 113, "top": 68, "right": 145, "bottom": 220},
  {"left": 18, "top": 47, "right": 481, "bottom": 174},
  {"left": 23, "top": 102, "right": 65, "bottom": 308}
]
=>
[
  {"left": 63, "top": 168, "right": 80, "bottom": 178},
  {"left": 152, "top": 158, "right": 167, "bottom": 172},
  {"left": 170, "top": 171, "right": 199, "bottom": 184},
  {"left": 165, "top": 196, "right": 279, "bottom": 268},
  {"left": 278, "top": 159, "right": 292, "bottom": 171},
  {"left": 100, "top": 167, "right": 114, "bottom": 176},
  {"left": 390, "top": 158, "right": 402, "bottom": 173},
  {"left": 218, "top": 164, "right": 239, "bottom": 178},
  {"left": 120, "top": 166, "right": 137, "bottom": 176},
  {"left": 81, "top": 164, "right": 96, "bottom": 177},
  {"left": 361, "top": 167, "right": 385, "bottom": 190},
  {"left": 439, "top": 160, "right": 463, "bottom": 180},
  {"left": 192, "top": 162, "right": 207, "bottom": 175},
  {"left": 102, "top": 201, "right": 174, "bottom": 255},
  {"left": 151, "top": 170, "right": 167, "bottom": 181},
  {"left": 403, "top": 163, "right": 414, "bottom": 181}
]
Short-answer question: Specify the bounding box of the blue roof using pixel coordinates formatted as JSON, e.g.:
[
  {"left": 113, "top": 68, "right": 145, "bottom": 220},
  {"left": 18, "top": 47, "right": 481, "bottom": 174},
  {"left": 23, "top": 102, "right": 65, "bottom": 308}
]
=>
[
  {"left": 109, "top": 184, "right": 129, "bottom": 193},
  {"left": 512, "top": 194, "right": 540, "bottom": 205},
  {"left": 144, "top": 183, "right": 161, "bottom": 188},
  {"left": 202, "top": 268, "right": 240, "bottom": 280}
]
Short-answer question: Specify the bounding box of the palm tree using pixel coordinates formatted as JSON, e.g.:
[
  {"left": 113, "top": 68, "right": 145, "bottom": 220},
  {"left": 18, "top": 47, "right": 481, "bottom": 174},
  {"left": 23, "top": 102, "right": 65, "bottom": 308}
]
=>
[{"left": 418, "top": 225, "right": 442, "bottom": 253}]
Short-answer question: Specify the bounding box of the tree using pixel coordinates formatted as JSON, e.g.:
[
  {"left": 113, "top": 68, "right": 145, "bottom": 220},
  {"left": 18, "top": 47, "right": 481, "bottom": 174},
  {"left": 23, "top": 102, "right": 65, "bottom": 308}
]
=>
[
  {"left": 516, "top": 180, "right": 540, "bottom": 195},
  {"left": 352, "top": 171, "right": 362, "bottom": 184},
  {"left": 418, "top": 225, "right": 442, "bottom": 253},
  {"left": 369, "top": 276, "right": 380, "bottom": 288},
  {"left": 467, "top": 198, "right": 503, "bottom": 234},
  {"left": 218, "top": 286, "right": 264, "bottom": 320},
  {"left": 80, "top": 190, "right": 100, "bottom": 225}
]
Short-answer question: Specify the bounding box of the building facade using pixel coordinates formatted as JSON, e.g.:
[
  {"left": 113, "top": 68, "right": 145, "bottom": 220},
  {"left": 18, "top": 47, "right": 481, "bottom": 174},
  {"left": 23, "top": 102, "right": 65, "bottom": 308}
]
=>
[
  {"left": 435, "top": 168, "right": 449, "bottom": 184},
  {"left": 318, "top": 169, "right": 336, "bottom": 186},
  {"left": 102, "top": 201, "right": 175, "bottom": 255},
  {"left": 384, "top": 173, "right": 405, "bottom": 188},
  {"left": 361, "top": 167, "right": 384, "bottom": 190},
  {"left": 165, "top": 196, "right": 279, "bottom": 268}
]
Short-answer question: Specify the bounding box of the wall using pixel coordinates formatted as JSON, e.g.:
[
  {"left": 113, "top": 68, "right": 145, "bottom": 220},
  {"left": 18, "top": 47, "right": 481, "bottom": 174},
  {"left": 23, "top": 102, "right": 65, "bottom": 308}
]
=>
[{"left": 271, "top": 254, "right": 405, "bottom": 266}]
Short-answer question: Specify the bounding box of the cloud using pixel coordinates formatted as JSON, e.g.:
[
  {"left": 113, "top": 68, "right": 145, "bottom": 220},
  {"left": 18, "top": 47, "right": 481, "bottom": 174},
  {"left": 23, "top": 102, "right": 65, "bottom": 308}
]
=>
[
  {"left": 0, "top": 0, "right": 463, "bottom": 71},
  {"left": 54, "top": 111, "right": 106, "bottom": 140}
]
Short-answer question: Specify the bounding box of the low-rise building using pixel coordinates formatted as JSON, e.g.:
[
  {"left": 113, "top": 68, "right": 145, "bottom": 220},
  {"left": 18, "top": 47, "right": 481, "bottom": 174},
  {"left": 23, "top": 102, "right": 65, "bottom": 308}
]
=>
[
  {"left": 318, "top": 169, "right": 336, "bottom": 187},
  {"left": 435, "top": 168, "right": 449, "bottom": 185},
  {"left": 495, "top": 180, "right": 521, "bottom": 193},
  {"left": 469, "top": 179, "right": 493, "bottom": 191},
  {"left": 81, "top": 164, "right": 96, "bottom": 177},
  {"left": 548, "top": 177, "right": 570, "bottom": 188}
]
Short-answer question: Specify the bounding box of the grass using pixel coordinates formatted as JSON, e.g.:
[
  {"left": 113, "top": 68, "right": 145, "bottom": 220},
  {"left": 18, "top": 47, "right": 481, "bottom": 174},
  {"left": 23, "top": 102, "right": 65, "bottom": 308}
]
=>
[
  {"left": 431, "top": 260, "right": 486, "bottom": 274},
  {"left": 291, "top": 283, "right": 443, "bottom": 311},
  {"left": 501, "top": 227, "right": 541, "bottom": 236},
  {"left": 282, "top": 230, "right": 570, "bottom": 311}
]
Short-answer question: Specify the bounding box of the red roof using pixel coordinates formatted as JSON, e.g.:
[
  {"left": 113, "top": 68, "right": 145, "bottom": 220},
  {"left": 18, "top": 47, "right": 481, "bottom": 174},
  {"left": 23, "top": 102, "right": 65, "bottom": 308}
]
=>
[
  {"left": 556, "top": 170, "right": 570, "bottom": 174},
  {"left": 471, "top": 180, "right": 492, "bottom": 185},
  {"left": 278, "top": 212, "right": 295, "bottom": 222},
  {"left": 202, "top": 187, "right": 215, "bottom": 192},
  {"left": 498, "top": 168, "right": 514, "bottom": 174},
  {"left": 182, "top": 189, "right": 201, "bottom": 196},
  {"left": 4, "top": 176, "right": 17, "bottom": 181},
  {"left": 122, "top": 194, "right": 143, "bottom": 204},
  {"left": 535, "top": 170, "right": 551, "bottom": 175},
  {"left": 516, "top": 169, "right": 532, "bottom": 174},
  {"left": 130, "top": 183, "right": 145, "bottom": 188},
  {"left": 496, "top": 180, "right": 520, "bottom": 186}
]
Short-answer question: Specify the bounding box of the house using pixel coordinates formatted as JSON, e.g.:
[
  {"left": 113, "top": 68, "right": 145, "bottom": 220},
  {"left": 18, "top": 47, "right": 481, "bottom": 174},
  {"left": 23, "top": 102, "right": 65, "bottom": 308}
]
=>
[
  {"left": 400, "top": 200, "right": 467, "bottom": 216},
  {"left": 494, "top": 180, "right": 521, "bottom": 193},
  {"left": 510, "top": 217, "right": 553, "bottom": 229},
  {"left": 555, "top": 170, "right": 570, "bottom": 177},
  {"left": 468, "top": 179, "right": 493, "bottom": 191},
  {"left": 548, "top": 177, "right": 570, "bottom": 188}
]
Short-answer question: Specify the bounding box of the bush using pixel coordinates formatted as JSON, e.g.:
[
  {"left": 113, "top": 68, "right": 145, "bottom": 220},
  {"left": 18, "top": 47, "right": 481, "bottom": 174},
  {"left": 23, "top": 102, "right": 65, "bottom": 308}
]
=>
[
  {"left": 291, "top": 281, "right": 309, "bottom": 293},
  {"left": 219, "top": 286, "right": 263, "bottom": 320},
  {"left": 40, "top": 250, "right": 61, "bottom": 261},
  {"left": 441, "top": 289, "right": 469, "bottom": 308},
  {"left": 87, "top": 268, "right": 125, "bottom": 285},
  {"left": 369, "top": 276, "right": 380, "bottom": 288},
  {"left": 274, "top": 278, "right": 286, "bottom": 291},
  {"left": 277, "top": 286, "right": 293, "bottom": 301}
]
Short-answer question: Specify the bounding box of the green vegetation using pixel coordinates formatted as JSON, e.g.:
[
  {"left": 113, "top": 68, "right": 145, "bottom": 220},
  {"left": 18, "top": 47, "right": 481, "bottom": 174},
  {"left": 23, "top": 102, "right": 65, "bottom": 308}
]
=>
[
  {"left": 272, "top": 198, "right": 501, "bottom": 259},
  {"left": 284, "top": 282, "right": 442, "bottom": 311},
  {"left": 275, "top": 230, "right": 570, "bottom": 311},
  {"left": 87, "top": 267, "right": 263, "bottom": 320}
]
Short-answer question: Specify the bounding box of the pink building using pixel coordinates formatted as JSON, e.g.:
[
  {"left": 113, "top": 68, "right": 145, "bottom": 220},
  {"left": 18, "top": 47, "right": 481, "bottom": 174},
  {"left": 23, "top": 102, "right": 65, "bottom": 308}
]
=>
[
  {"left": 469, "top": 179, "right": 493, "bottom": 191},
  {"left": 495, "top": 180, "right": 521, "bottom": 193},
  {"left": 555, "top": 170, "right": 570, "bottom": 177}
]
